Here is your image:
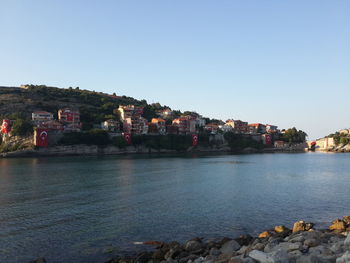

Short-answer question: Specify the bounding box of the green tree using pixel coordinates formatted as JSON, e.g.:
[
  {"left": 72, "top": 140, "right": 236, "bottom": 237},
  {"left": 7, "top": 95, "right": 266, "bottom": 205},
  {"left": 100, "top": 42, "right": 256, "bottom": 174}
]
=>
[{"left": 11, "top": 119, "right": 33, "bottom": 136}]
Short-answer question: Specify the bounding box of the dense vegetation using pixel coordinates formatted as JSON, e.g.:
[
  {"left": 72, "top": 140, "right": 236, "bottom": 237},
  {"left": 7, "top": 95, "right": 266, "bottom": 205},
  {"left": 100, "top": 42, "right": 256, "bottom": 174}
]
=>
[
  {"left": 224, "top": 132, "right": 264, "bottom": 150},
  {"left": 280, "top": 128, "right": 307, "bottom": 143},
  {"left": 58, "top": 130, "right": 111, "bottom": 146},
  {"left": 59, "top": 132, "right": 197, "bottom": 151},
  {"left": 329, "top": 132, "right": 350, "bottom": 145},
  {"left": 0, "top": 85, "right": 171, "bottom": 130}
]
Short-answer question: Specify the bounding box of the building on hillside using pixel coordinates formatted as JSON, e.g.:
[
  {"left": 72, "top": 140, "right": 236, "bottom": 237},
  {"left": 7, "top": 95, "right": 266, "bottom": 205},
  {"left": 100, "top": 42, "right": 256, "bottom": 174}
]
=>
[
  {"left": 157, "top": 108, "right": 173, "bottom": 119},
  {"left": 101, "top": 119, "right": 120, "bottom": 133},
  {"left": 218, "top": 124, "right": 233, "bottom": 133},
  {"left": 139, "top": 117, "right": 149, "bottom": 134},
  {"left": 266, "top": 124, "right": 278, "bottom": 133},
  {"left": 118, "top": 105, "right": 147, "bottom": 134},
  {"left": 58, "top": 108, "right": 81, "bottom": 132},
  {"left": 248, "top": 123, "right": 266, "bottom": 134},
  {"left": 151, "top": 118, "right": 166, "bottom": 135},
  {"left": 225, "top": 119, "right": 249, "bottom": 133},
  {"left": 37, "top": 120, "right": 64, "bottom": 131},
  {"left": 122, "top": 118, "right": 132, "bottom": 133},
  {"left": 314, "top": 137, "right": 335, "bottom": 149},
  {"left": 204, "top": 123, "right": 219, "bottom": 134},
  {"left": 166, "top": 125, "right": 179, "bottom": 135},
  {"left": 172, "top": 116, "right": 196, "bottom": 135},
  {"left": 274, "top": 140, "right": 288, "bottom": 148},
  {"left": 32, "top": 111, "right": 54, "bottom": 122},
  {"left": 148, "top": 123, "right": 159, "bottom": 134},
  {"left": 118, "top": 105, "right": 144, "bottom": 120}
]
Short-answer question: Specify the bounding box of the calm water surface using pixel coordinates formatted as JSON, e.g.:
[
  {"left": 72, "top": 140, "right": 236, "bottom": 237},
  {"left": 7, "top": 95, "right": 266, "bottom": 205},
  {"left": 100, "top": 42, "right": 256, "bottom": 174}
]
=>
[{"left": 0, "top": 152, "right": 349, "bottom": 263}]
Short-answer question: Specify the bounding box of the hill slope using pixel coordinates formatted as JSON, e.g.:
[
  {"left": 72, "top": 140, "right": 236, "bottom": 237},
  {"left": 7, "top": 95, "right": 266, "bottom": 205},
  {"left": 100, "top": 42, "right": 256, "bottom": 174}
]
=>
[{"left": 0, "top": 85, "right": 168, "bottom": 130}]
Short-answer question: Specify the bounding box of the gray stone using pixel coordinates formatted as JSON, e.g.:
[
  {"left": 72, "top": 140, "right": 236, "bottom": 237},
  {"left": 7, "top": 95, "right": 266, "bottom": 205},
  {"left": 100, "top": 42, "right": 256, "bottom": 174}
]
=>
[
  {"left": 336, "top": 251, "right": 350, "bottom": 263},
  {"left": 265, "top": 242, "right": 301, "bottom": 253},
  {"left": 229, "top": 256, "right": 244, "bottom": 263},
  {"left": 242, "top": 258, "right": 258, "bottom": 263},
  {"left": 289, "top": 236, "right": 306, "bottom": 243},
  {"left": 204, "top": 255, "right": 218, "bottom": 263},
  {"left": 344, "top": 234, "right": 350, "bottom": 249},
  {"left": 215, "top": 253, "right": 231, "bottom": 263},
  {"left": 248, "top": 250, "right": 276, "bottom": 263},
  {"left": 247, "top": 249, "right": 290, "bottom": 263},
  {"left": 180, "top": 255, "right": 198, "bottom": 263},
  {"left": 251, "top": 243, "right": 265, "bottom": 251},
  {"left": 288, "top": 250, "right": 303, "bottom": 257},
  {"left": 220, "top": 240, "right": 241, "bottom": 256},
  {"left": 135, "top": 252, "right": 153, "bottom": 263},
  {"left": 330, "top": 241, "right": 344, "bottom": 254},
  {"left": 237, "top": 246, "right": 248, "bottom": 255},
  {"left": 193, "top": 257, "right": 205, "bottom": 263},
  {"left": 304, "top": 239, "right": 320, "bottom": 248},
  {"left": 210, "top": 248, "right": 222, "bottom": 256},
  {"left": 185, "top": 240, "right": 203, "bottom": 252},
  {"left": 296, "top": 255, "right": 319, "bottom": 263},
  {"left": 308, "top": 245, "right": 333, "bottom": 256}
]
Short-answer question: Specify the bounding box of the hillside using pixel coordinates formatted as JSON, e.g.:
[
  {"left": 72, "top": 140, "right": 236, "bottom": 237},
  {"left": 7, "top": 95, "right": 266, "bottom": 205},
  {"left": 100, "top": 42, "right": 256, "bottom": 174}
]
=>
[{"left": 0, "top": 85, "right": 169, "bottom": 130}]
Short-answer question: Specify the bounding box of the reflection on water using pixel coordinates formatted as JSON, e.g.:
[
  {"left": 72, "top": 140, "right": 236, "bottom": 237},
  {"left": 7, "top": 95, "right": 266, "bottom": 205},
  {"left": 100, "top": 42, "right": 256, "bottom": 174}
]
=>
[{"left": 0, "top": 152, "right": 350, "bottom": 263}]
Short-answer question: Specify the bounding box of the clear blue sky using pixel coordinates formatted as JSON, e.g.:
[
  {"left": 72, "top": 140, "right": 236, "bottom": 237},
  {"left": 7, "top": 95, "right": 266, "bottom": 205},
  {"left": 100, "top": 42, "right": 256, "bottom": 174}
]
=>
[{"left": 1, "top": 0, "right": 349, "bottom": 139}]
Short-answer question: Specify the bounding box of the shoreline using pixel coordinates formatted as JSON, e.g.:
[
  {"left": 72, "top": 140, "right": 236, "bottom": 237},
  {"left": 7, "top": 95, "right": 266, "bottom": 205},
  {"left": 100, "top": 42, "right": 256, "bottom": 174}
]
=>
[
  {"left": 0, "top": 144, "right": 307, "bottom": 158},
  {"left": 29, "top": 217, "right": 350, "bottom": 263}
]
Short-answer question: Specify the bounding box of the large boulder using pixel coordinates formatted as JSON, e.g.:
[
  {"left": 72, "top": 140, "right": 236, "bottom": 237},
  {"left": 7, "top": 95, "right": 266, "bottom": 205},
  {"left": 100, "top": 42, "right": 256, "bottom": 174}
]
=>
[
  {"left": 274, "top": 226, "right": 289, "bottom": 233},
  {"left": 248, "top": 249, "right": 288, "bottom": 263},
  {"left": 220, "top": 240, "right": 241, "bottom": 256},
  {"left": 185, "top": 240, "right": 202, "bottom": 252},
  {"left": 292, "top": 221, "right": 314, "bottom": 233},
  {"left": 295, "top": 255, "right": 319, "bottom": 263},
  {"left": 336, "top": 251, "right": 350, "bottom": 263},
  {"left": 329, "top": 219, "right": 346, "bottom": 232},
  {"left": 259, "top": 231, "right": 272, "bottom": 238},
  {"left": 342, "top": 216, "right": 350, "bottom": 225},
  {"left": 344, "top": 234, "right": 350, "bottom": 249}
]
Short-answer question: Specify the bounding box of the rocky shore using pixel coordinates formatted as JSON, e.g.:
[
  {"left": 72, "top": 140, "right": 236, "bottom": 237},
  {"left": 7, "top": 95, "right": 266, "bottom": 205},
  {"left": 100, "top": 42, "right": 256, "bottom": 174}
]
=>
[
  {"left": 30, "top": 217, "right": 350, "bottom": 263},
  {"left": 0, "top": 144, "right": 306, "bottom": 158}
]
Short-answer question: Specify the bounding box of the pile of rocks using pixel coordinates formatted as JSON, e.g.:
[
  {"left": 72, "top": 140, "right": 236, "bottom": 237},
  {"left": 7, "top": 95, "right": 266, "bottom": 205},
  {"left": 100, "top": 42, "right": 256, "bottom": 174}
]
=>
[{"left": 29, "top": 217, "right": 350, "bottom": 263}]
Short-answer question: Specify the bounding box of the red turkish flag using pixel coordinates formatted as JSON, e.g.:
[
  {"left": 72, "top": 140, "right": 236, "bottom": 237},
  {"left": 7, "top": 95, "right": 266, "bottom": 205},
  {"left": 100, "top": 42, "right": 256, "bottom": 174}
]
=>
[
  {"left": 192, "top": 134, "right": 198, "bottom": 146},
  {"left": 36, "top": 128, "right": 49, "bottom": 147},
  {"left": 123, "top": 133, "right": 132, "bottom": 145},
  {"left": 265, "top": 134, "right": 272, "bottom": 145},
  {"left": 1, "top": 119, "right": 11, "bottom": 134}
]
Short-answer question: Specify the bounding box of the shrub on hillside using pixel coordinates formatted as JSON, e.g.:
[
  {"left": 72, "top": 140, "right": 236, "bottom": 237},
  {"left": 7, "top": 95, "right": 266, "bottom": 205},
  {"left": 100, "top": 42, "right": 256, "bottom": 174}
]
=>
[
  {"left": 11, "top": 119, "right": 34, "bottom": 136},
  {"left": 58, "top": 129, "right": 111, "bottom": 146}
]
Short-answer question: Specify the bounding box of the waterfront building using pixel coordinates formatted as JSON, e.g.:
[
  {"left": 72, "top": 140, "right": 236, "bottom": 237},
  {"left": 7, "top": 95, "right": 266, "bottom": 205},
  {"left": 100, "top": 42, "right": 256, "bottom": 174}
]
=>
[
  {"left": 248, "top": 123, "right": 266, "bottom": 134},
  {"left": 101, "top": 119, "right": 120, "bottom": 133},
  {"left": 225, "top": 119, "right": 249, "bottom": 133},
  {"left": 172, "top": 116, "right": 196, "bottom": 135},
  {"left": 274, "top": 140, "right": 288, "bottom": 148},
  {"left": 166, "top": 125, "right": 179, "bottom": 135},
  {"left": 218, "top": 124, "right": 233, "bottom": 133},
  {"left": 37, "top": 120, "right": 64, "bottom": 131},
  {"left": 157, "top": 108, "right": 173, "bottom": 119},
  {"left": 117, "top": 105, "right": 144, "bottom": 121},
  {"left": 266, "top": 124, "right": 278, "bottom": 133},
  {"left": 204, "top": 123, "right": 219, "bottom": 134},
  {"left": 58, "top": 108, "right": 81, "bottom": 132},
  {"left": 151, "top": 118, "right": 166, "bottom": 135},
  {"left": 32, "top": 111, "right": 54, "bottom": 122},
  {"left": 118, "top": 105, "right": 147, "bottom": 134}
]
